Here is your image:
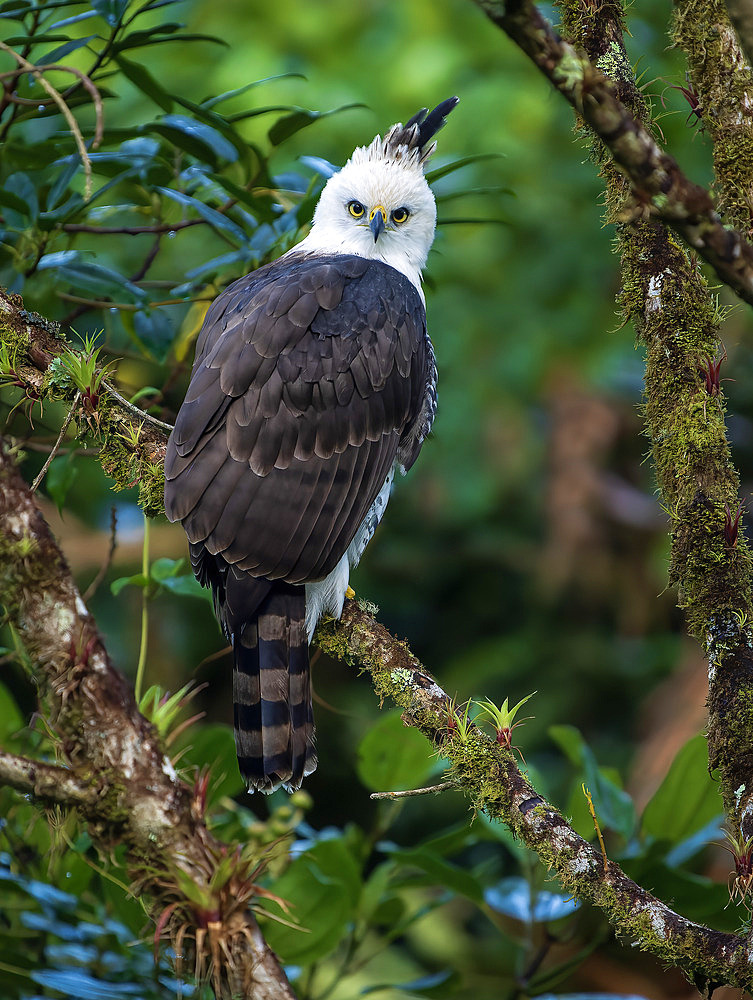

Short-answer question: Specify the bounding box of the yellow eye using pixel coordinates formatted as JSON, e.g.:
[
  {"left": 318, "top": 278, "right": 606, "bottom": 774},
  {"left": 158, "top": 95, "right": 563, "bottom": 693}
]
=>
[
  {"left": 391, "top": 207, "right": 410, "bottom": 224},
  {"left": 348, "top": 200, "right": 365, "bottom": 219}
]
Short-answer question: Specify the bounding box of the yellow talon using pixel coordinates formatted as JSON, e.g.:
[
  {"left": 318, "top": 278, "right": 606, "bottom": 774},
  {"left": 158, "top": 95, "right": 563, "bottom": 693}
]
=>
[{"left": 345, "top": 586, "right": 355, "bottom": 600}]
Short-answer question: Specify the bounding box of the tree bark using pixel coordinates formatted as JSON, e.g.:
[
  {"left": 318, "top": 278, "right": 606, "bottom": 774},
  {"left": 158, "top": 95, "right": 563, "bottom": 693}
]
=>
[{"left": 0, "top": 443, "right": 295, "bottom": 1000}]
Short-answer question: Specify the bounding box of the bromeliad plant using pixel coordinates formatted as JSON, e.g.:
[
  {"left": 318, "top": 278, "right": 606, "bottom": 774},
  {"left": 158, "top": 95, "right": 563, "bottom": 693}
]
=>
[{"left": 476, "top": 691, "right": 537, "bottom": 761}]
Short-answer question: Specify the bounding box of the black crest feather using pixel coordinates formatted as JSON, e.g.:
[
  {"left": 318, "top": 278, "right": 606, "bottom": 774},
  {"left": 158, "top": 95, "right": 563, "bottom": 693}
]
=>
[
  {"left": 381, "top": 96, "right": 459, "bottom": 166},
  {"left": 406, "top": 96, "right": 460, "bottom": 151}
]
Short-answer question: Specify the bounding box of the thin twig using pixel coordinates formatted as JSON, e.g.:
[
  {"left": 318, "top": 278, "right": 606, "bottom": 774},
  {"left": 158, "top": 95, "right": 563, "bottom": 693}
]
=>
[
  {"left": 370, "top": 780, "right": 457, "bottom": 800},
  {"left": 83, "top": 506, "right": 117, "bottom": 603},
  {"left": 62, "top": 219, "right": 206, "bottom": 236},
  {"left": 134, "top": 513, "right": 150, "bottom": 703},
  {"left": 130, "top": 234, "right": 162, "bottom": 283},
  {"left": 0, "top": 62, "right": 103, "bottom": 147},
  {"left": 102, "top": 381, "right": 174, "bottom": 432},
  {"left": 57, "top": 293, "right": 209, "bottom": 311},
  {"left": 583, "top": 783, "right": 609, "bottom": 877},
  {"left": 22, "top": 442, "right": 99, "bottom": 457},
  {"left": 30, "top": 391, "right": 80, "bottom": 492},
  {"left": 0, "top": 44, "right": 100, "bottom": 199}
]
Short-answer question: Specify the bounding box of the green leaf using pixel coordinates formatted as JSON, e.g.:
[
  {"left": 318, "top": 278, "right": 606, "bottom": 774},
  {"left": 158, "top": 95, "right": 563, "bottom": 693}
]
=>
[
  {"left": 89, "top": 0, "right": 128, "bottom": 27},
  {"left": 153, "top": 114, "right": 238, "bottom": 163},
  {"left": 174, "top": 723, "right": 245, "bottom": 803},
  {"left": 114, "top": 54, "right": 174, "bottom": 112},
  {"left": 47, "top": 8, "right": 99, "bottom": 29},
  {"left": 304, "top": 837, "right": 362, "bottom": 906},
  {"left": 356, "top": 710, "right": 435, "bottom": 792},
  {"left": 260, "top": 845, "right": 355, "bottom": 964},
  {"left": 424, "top": 152, "right": 504, "bottom": 184},
  {"left": 381, "top": 843, "right": 483, "bottom": 902},
  {"left": 37, "top": 256, "right": 147, "bottom": 303},
  {"left": 157, "top": 186, "right": 247, "bottom": 243},
  {"left": 131, "top": 307, "right": 174, "bottom": 362},
  {"left": 267, "top": 103, "right": 362, "bottom": 146},
  {"left": 362, "top": 970, "right": 455, "bottom": 996},
  {"left": 484, "top": 876, "right": 580, "bottom": 922},
  {"left": 549, "top": 725, "right": 636, "bottom": 840},
  {"left": 111, "top": 573, "right": 148, "bottom": 596},
  {"left": 46, "top": 158, "right": 80, "bottom": 211},
  {"left": 641, "top": 734, "right": 723, "bottom": 844},
  {"left": 0, "top": 187, "right": 32, "bottom": 216},
  {"left": 149, "top": 557, "right": 184, "bottom": 581},
  {"left": 45, "top": 453, "right": 77, "bottom": 515},
  {"left": 0, "top": 2, "right": 32, "bottom": 22},
  {"left": 37, "top": 34, "right": 96, "bottom": 63},
  {"left": 31, "top": 967, "right": 143, "bottom": 996},
  {"left": 149, "top": 557, "right": 210, "bottom": 601},
  {"left": 201, "top": 74, "right": 304, "bottom": 110},
  {"left": 112, "top": 21, "right": 181, "bottom": 50},
  {"left": 3, "top": 172, "right": 38, "bottom": 227},
  {"left": 549, "top": 724, "right": 587, "bottom": 767},
  {"left": 0, "top": 681, "right": 24, "bottom": 743},
  {"left": 159, "top": 574, "right": 211, "bottom": 601}
]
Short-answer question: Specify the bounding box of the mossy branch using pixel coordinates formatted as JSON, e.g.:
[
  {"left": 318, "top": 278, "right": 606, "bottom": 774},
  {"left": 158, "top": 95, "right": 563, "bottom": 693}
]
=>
[
  {"left": 0, "top": 443, "right": 295, "bottom": 1000},
  {"left": 314, "top": 601, "right": 753, "bottom": 994},
  {"left": 471, "top": 0, "right": 753, "bottom": 307},
  {"left": 474, "top": 0, "right": 753, "bottom": 874},
  {"left": 0, "top": 289, "right": 167, "bottom": 515},
  {"left": 673, "top": 0, "right": 753, "bottom": 235}
]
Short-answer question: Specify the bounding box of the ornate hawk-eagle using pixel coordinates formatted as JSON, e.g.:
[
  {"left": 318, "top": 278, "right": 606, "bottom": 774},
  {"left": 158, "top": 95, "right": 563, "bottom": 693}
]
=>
[{"left": 164, "top": 97, "right": 458, "bottom": 792}]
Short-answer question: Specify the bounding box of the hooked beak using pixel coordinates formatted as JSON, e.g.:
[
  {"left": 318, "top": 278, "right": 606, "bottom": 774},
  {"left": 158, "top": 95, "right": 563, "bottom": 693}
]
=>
[{"left": 369, "top": 205, "right": 387, "bottom": 242}]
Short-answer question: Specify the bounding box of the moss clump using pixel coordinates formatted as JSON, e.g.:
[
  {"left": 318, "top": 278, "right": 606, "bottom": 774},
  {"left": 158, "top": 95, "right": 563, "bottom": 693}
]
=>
[{"left": 90, "top": 411, "right": 166, "bottom": 519}]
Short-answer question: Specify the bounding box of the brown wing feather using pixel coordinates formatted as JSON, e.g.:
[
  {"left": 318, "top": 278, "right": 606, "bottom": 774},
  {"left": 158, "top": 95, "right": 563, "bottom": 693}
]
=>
[{"left": 164, "top": 252, "right": 429, "bottom": 585}]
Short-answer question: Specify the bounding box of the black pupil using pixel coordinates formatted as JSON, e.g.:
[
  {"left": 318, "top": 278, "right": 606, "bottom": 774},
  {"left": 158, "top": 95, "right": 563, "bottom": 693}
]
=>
[{"left": 351, "top": 202, "right": 363, "bottom": 214}]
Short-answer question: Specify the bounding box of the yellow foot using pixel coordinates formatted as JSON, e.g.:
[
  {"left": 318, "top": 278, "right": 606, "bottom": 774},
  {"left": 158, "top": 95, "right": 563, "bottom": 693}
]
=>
[{"left": 345, "top": 586, "right": 355, "bottom": 600}]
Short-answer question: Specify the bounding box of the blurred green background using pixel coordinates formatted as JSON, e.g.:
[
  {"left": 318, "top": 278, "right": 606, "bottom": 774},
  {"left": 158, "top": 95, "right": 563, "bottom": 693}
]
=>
[{"left": 2, "top": 0, "right": 751, "bottom": 996}]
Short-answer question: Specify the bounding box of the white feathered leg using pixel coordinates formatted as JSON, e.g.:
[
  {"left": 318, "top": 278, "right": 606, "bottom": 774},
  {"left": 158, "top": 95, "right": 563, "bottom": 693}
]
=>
[{"left": 305, "top": 467, "right": 395, "bottom": 641}]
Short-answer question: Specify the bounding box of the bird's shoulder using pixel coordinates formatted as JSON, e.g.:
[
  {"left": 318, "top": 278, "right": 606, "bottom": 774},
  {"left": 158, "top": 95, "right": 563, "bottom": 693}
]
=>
[{"left": 194, "top": 252, "right": 425, "bottom": 371}]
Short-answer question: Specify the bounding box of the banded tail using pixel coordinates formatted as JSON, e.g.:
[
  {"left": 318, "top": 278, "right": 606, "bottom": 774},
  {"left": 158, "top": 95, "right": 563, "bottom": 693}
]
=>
[
  {"left": 188, "top": 545, "right": 317, "bottom": 792},
  {"left": 233, "top": 582, "right": 317, "bottom": 792}
]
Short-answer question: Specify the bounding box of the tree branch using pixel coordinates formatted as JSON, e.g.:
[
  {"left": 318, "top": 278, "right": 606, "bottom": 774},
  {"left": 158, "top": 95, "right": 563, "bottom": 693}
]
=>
[
  {"left": 0, "top": 749, "right": 99, "bottom": 809},
  {"left": 477, "top": 0, "right": 753, "bottom": 845},
  {"left": 0, "top": 289, "right": 167, "bottom": 515},
  {"left": 472, "top": 0, "right": 753, "bottom": 307},
  {"left": 315, "top": 601, "right": 753, "bottom": 994},
  {"left": 0, "top": 444, "right": 296, "bottom": 1000},
  {"left": 555, "top": 0, "right": 753, "bottom": 844},
  {"left": 722, "top": 0, "right": 753, "bottom": 75},
  {"left": 673, "top": 0, "right": 753, "bottom": 235}
]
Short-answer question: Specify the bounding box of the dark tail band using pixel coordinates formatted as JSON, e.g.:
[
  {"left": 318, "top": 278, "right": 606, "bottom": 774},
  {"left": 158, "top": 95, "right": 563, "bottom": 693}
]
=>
[{"left": 232, "top": 581, "right": 316, "bottom": 793}]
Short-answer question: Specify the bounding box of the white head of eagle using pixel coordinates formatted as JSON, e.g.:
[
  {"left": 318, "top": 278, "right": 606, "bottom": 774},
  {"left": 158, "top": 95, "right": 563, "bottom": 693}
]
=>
[
  {"left": 296, "top": 97, "right": 459, "bottom": 294},
  {"left": 164, "top": 97, "right": 459, "bottom": 793}
]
